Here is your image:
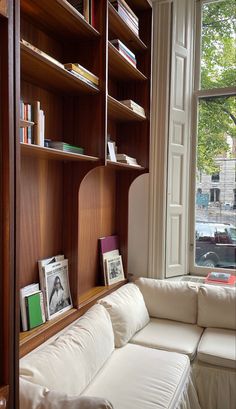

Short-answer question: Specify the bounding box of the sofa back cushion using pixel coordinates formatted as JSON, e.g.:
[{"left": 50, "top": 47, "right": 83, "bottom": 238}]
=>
[
  {"left": 135, "top": 278, "right": 198, "bottom": 324},
  {"left": 98, "top": 283, "right": 150, "bottom": 347},
  {"left": 20, "top": 304, "right": 114, "bottom": 395},
  {"left": 198, "top": 285, "right": 236, "bottom": 329}
]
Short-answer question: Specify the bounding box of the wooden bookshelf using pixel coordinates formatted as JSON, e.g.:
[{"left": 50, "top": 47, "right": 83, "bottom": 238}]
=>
[
  {"left": 108, "top": 95, "right": 146, "bottom": 122},
  {"left": 21, "top": 0, "right": 100, "bottom": 39},
  {"left": 108, "top": 42, "right": 147, "bottom": 81},
  {"left": 20, "top": 143, "right": 100, "bottom": 162},
  {"left": 108, "top": 2, "right": 147, "bottom": 51},
  {"left": 21, "top": 43, "right": 100, "bottom": 95}
]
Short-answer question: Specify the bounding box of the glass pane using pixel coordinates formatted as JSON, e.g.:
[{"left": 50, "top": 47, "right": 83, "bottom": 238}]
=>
[
  {"left": 201, "top": 0, "right": 236, "bottom": 89},
  {"left": 195, "top": 95, "right": 236, "bottom": 269}
]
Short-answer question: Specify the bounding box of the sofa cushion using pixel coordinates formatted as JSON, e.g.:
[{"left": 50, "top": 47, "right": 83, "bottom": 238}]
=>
[
  {"left": 98, "top": 283, "right": 149, "bottom": 347},
  {"left": 135, "top": 278, "right": 198, "bottom": 324},
  {"left": 82, "top": 343, "right": 198, "bottom": 409},
  {"left": 198, "top": 285, "right": 236, "bottom": 330},
  {"left": 20, "top": 304, "right": 114, "bottom": 395},
  {"left": 20, "top": 378, "right": 114, "bottom": 409},
  {"left": 197, "top": 327, "right": 236, "bottom": 369},
  {"left": 130, "top": 318, "right": 204, "bottom": 361}
]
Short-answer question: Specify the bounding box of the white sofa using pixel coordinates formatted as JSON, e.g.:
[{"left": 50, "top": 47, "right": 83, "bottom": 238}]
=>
[{"left": 20, "top": 279, "right": 236, "bottom": 409}]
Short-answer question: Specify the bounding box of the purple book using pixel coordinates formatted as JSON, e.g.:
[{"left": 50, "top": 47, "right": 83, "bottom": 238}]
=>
[{"left": 99, "top": 235, "right": 119, "bottom": 254}]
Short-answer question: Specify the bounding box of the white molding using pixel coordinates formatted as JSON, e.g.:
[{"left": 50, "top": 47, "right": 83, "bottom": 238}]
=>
[{"left": 148, "top": 1, "right": 172, "bottom": 279}]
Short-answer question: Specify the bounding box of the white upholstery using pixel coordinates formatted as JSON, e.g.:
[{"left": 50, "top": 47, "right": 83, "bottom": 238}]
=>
[
  {"left": 98, "top": 283, "right": 149, "bottom": 347},
  {"left": 82, "top": 343, "right": 201, "bottom": 409},
  {"left": 197, "top": 328, "right": 236, "bottom": 369},
  {"left": 198, "top": 285, "right": 236, "bottom": 330},
  {"left": 130, "top": 318, "right": 204, "bottom": 360},
  {"left": 20, "top": 304, "right": 114, "bottom": 395},
  {"left": 135, "top": 278, "right": 198, "bottom": 324},
  {"left": 20, "top": 378, "right": 114, "bottom": 409}
]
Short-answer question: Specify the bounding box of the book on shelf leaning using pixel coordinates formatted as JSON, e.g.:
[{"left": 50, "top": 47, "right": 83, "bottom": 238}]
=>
[
  {"left": 20, "top": 283, "right": 40, "bottom": 331},
  {"left": 25, "top": 291, "right": 46, "bottom": 330},
  {"left": 110, "top": 0, "right": 139, "bottom": 36}
]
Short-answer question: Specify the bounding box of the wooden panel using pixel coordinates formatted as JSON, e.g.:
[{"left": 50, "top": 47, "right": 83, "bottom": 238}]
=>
[
  {"left": 21, "top": 43, "right": 99, "bottom": 95},
  {"left": 109, "top": 42, "right": 147, "bottom": 81},
  {"left": 78, "top": 167, "right": 117, "bottom": 295},
  {"left": 108, "top": 2, "right": 147, "bottom": 51},
  {"left": 126, "top": 0, "right": 152, "bottom": 10},
  {"left": 21, "top": 0, "right": 99, "bottom": 39},
  {"left": 108, "top": 95, "right": 146, "bottom": 122},
  {"left": 0, "top": 0, "right": 7, "bottom": 17},
  {"left": 19, "top": 156, "right": 64, "bottom": 288},
  {"left": 21, "top": 143, "right": 99, "bottom": 162}
]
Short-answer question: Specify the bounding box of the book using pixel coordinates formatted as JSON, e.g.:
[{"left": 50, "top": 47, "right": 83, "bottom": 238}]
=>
[
  {"left": 105, "top": 254, "right": 125, "bottom": 285},
  {"left": 33, "top": 100, "right": 41, "bottom": 146},
  {"left": 119, "top": 99, "right": 146, "bottom": 117},
  {"left": 115, "top": 154, "right": 138, "bottom": 165},
  {"left": 64, "top": 63, "right": 99, "bottom": 86},
  {"left": 110, "top": 1, "right": 139, "bottom": 36},
  {"left": 111, "top": 0, "right": 139, "bottom": 25},
  {"left": 48, "top": 141, "right": 84, "bottom": 155},
  {"left": 25, "top": 291, "right": 46, "bottom": 330},
  {"left": 110, "top": 39, "right": 136, "bottom": 62},
  {"left": 206, "top": 272, "right": 231, "bottom": 282},
  {"left": 110, "top": 40, "right": 137, "bottom": 67},
  {"left": 20, "top": 283, "right": 40, "bottom": 331},
  {"left": 98, "top": 235, "right": 120, "bottom": 285},
  {"left": 43, "top": 259, "right": 72, "bottom": 320}
]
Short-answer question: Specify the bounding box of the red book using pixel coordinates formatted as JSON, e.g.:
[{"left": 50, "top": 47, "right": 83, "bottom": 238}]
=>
[
  {"left": 205, "top": 272, "right": 236, "bottom": 285},
  {"left": 99, "top": 235, "right": 119, "bottom": 254}
]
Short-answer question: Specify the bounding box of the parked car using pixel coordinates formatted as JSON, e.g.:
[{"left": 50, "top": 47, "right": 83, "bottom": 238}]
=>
[{"left": 195, "top": 221, "right": 236, "bottom": 268}]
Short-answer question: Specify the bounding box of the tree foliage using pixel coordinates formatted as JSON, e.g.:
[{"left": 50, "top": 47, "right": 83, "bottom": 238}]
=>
[{"left": 197, "top": 0, "right": 236, "bottom": 174}]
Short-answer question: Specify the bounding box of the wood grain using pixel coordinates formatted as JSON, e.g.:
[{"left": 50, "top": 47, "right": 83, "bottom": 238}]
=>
[
  {"left": 0, "top": 385, "right": 9, "bottom": 408},
  {"left": 0, "top": 0, "right": 8, "bottom": 17},
  {"left": 109, "top": 42, "right": 147, "bottom": 81},
  {"left": 21, "top": 143, "right": 99, "bottom": 162}
]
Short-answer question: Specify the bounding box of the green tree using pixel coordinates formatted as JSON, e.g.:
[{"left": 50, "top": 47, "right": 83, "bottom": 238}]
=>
[{"left": 197, "top": 0, "right": 236, "bottom": 174}]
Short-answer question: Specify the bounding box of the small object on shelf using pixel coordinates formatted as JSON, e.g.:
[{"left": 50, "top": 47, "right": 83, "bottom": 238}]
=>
[
  {"left": 110, "top": 39, "right": 137, "bottom": 67},
  {"left": 110, "top": 0, "right": 139, "bottom": 36},
  {"left": 44, "top": 139, "right": 52, "bottom": 148},
  {"left": 64, "top": 63, "right": 99, "bottom": 86},
  {"left": 20, "top": 283, "right": 40, "bottom": 331},
  {"left": 98, "top": 235, "right": 120, "bottom": 285},
  {"left": 48, "top": 141, "right": 85, "bottom": 155},
  {"left": 20, "top": 100, "right": 34, "bottom": 144},
  {"left": 66, "top": 0, "right": 95, "bottom": 25},
  {"left": 25, "top": 291, "right": 46, "bottom": 330},
  {"left": 115, "top": 153, "right": 141, "bottom": 166},
  {"left": 205, "top": 272, "right": 235, "bottom": 285},
  {"left": 119, "top": 99, "right": 146, "bottom": 117},
  {"left": 105, "top": 254, "right": 125, "bottom": 285},
  {"left": 107, "top": 141, "right": 117, "bottom": 162}
]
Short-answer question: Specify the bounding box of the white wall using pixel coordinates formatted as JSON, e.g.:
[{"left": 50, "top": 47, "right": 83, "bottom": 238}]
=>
[{"left": 128, "top": 174, "right": 149, "bottom": 278}]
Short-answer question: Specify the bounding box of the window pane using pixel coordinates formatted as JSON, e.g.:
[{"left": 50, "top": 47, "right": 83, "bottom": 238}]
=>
[
  {"left": 201, "top": 0, "right": 236, "bottom": 89},
  {"left": 195, "top": 95, "right": 236, "bottom": 269}
]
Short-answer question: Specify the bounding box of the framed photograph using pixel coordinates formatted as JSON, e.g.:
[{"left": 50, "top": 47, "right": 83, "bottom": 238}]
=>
[
  {"left": 107, "top": 141, "right": 117, "bottom": 162},
  {"left": 44, "top": 259, "right": 73, "bottom": 320},
  {"left": 105, "top": 255, "right": 125, "bottom": 285}
]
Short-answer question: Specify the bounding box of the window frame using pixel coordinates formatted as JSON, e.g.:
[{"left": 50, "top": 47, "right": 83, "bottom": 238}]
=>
[{"left": 189, "top": 0, "right": 236, "bottom": 276}]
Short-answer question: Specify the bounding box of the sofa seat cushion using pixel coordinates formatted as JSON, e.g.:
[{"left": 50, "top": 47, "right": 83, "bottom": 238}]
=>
[
  {"left": 98, "top": 283, "right": 149, "bottom": 347},
  {"left": 135, "top": 277, "right": 198, "bottom": 324},
  {"left": 82, "top": 343, "right": 194, "bottom": 409},
  {"left": 197, "top": 328, "right": 236, "bottom": 369},
  {"left": 20, "top": 304, "right": 114, "bottom": 395},
  {"left": 130, "top": 318, "right": 204, "bottom": 360}
]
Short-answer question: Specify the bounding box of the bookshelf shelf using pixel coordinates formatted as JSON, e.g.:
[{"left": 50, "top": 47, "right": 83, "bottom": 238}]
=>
[
  {"left": 108, "top": 42, "right": 147, "bottom": 81},
  {"left": 21, "top": 0, "right": 100, "bottom": 40},
  {"left": 20, "top": 143, "right": 100, "bottom": 162},
  {"left": 106, "top": 160, "right": 145, "bottom": 170},
  {"left": 126, "top": 0, "right": 152, "bottom": 10},
  {"left": 20, "top": 119, "right": 34, "bottom": 127},
  {"left": 108, "top": 95, "right": 146, "bottom": 122},
  {"left": 108, "top": 2, "right": 147, "bottom": 51},
  {"left": 78, "top": 281, "right": 128, "bottom": 308},
  {"left": 21, "top": 43, "right": 100, "bottom": 95}
]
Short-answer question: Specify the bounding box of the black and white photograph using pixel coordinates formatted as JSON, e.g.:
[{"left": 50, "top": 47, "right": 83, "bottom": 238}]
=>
[
  {"left": 105, "top": 255, "right": 124, "bottom": 285},
  {"left": 44, "top": 259, "right": 72, "bottom": 319}
]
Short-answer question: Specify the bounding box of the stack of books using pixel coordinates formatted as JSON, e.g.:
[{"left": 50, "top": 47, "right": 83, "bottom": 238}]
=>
[
  {"left": 116, "top": 153, "right": 140, "bottom": 166},
  {"left": 110, "top": 39, "right": 136, "bottom": 67},
  {"left": 64, "top": 63, "right": 99, "bottom": 87},
  {"left": 20, "top": 101, "right": 33, "bottom": 144},
  {"left": 110, "top": 0, "right": 139, "bottom": 36},
  {"left": 48, "top": 141, "right": 85, "bottom": 155},
  {"left": 98, "top": 235, "right": 125, "bottom": 286},
  {"left": 120, "top": 99, "right": 145, "bottom": 117}
]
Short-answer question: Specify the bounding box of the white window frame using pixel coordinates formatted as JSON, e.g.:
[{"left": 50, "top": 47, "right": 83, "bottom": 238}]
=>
[{"left": 189, "top": 0, "right": 236, "bottom": 276}]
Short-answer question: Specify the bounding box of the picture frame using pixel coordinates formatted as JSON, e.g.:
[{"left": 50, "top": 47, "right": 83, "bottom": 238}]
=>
[
  {"left": 44, "top": 259, "right": 73, "bottom": 320},
  {"left": 105, "top": 255, "right": 125, "bottom": 285}
]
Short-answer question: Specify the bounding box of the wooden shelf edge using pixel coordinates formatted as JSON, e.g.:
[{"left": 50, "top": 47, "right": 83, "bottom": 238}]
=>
[
  {"left": 20, "top": 143, "right": 100, "bottom": 162},
  {"left": 107, "top": 160, "right": 145, "bottom": 170},
  {"left": 108, "top": 95, "right": 147, "bottom": 122},
  {"left": 108, "top": 3, "right": 147, "bottom": 51},
  {"left": 78, "top": 280, "right": 128, "bottom": 308}
]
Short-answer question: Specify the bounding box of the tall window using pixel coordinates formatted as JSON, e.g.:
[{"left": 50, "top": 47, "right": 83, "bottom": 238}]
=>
[{"left": 191, "top": 0, "right": 236, "bottom": 274}]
